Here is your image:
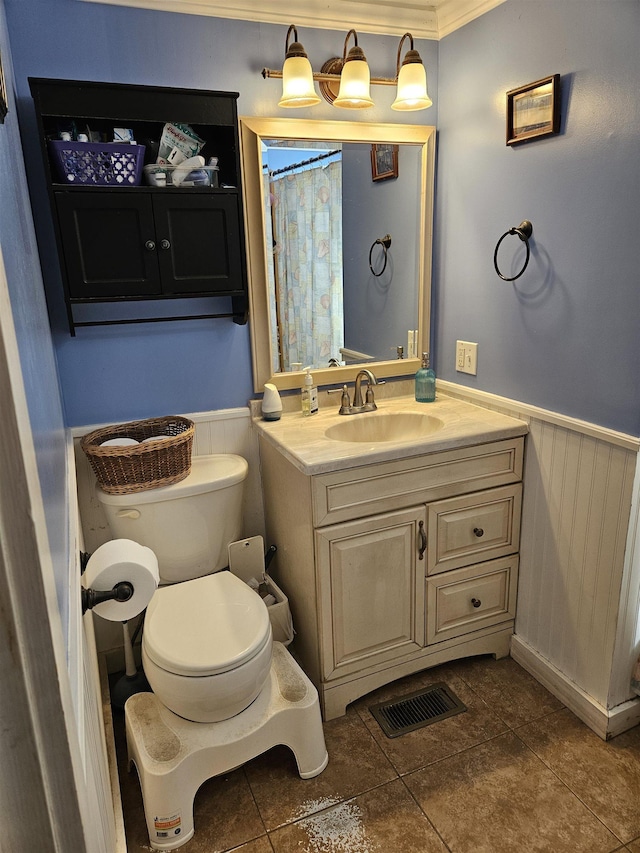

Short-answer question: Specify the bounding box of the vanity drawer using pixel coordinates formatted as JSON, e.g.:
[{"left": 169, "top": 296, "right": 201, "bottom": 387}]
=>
[
  {"left": 312, "top": 438, "right": 524, "bottom": 526},
  {"left": 426, "top": 556, "right": 518, "bottom": 645},
  {"left": 426, "top": 484, "right": 522, "bottom": 576}
]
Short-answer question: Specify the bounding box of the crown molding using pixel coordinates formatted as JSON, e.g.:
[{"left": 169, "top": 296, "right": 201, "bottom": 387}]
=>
[
  {"left": 436, "top": 0, "right": 505, "bottom": 37},
  {"left": 76, "top": 0, "right": 505, "bottom": 39}
]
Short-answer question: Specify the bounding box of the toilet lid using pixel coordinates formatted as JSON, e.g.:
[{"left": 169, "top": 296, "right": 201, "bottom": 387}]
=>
[{"left": 143, "top": 571, "right": 271, "bottom": 677}]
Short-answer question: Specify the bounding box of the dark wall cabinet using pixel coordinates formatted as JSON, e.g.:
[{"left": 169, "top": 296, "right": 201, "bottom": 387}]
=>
[{"left": 29, "top": 78, "right": 248, "bottom": 334}]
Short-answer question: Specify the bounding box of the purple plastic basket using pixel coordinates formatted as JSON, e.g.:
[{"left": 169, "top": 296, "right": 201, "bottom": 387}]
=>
[{"left": 48, "top": 140, "right": 145, "bottom": 186}]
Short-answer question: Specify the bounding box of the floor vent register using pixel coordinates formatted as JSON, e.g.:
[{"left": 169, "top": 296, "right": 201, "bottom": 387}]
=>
[{"left": 369, "top": 682, "right": 467, "bottom": 738}]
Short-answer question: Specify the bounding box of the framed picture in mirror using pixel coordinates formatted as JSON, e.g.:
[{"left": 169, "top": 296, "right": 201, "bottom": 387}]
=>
[
  {"left": 506, "top": 74, "right": 560, "bottom": 145},
  {"left": 371, "top": 144, "right": 399, "bottom": 181}
]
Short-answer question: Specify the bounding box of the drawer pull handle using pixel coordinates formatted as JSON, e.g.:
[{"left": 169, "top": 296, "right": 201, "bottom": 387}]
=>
[
  {"left": 160, "top": 239, "right": 171, "bottom": 250},
  {"left": 144, "top": 240, "right": 156, "bottom": 251},
  {"left": 471, "top": 597, "right": 482, "bottom": 608},
  {"left": 418, "top": 520, "right": 427, "bottom": 561},
  {"left": 473, "top": 527, "right": 484, "bottom": 538}
]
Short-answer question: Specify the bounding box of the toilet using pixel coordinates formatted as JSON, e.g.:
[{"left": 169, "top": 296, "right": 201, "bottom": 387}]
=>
[
  {"left": 96, "top": 453, "right": 273, "bottom": 722},
  {"left": 96, "top": 451, "right": 328, "bottom": 850}
]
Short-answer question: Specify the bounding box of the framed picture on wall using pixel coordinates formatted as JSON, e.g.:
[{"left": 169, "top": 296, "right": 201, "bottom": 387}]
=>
[
  {"left": 371, "top": 144, "right": 399, "bottom": 181},
  {"left": 0, "top": 51, "right": 7, "bottom": 124},
  {"left": 506, "top": 74, "right": 560, "bottom": 145}
]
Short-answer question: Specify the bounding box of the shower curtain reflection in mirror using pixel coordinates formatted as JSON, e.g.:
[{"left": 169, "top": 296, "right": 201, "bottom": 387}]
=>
[{"left": 263, "top": 150, "right": 344, "bottom": 373}]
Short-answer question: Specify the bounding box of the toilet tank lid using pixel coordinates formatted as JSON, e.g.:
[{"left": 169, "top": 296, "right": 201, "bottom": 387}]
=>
[
  {"left": 95, "top": 453, "right": 248, "bottom": 505},
  {"left": 143, "top": 571, "right": 271, "bottom": 676}
]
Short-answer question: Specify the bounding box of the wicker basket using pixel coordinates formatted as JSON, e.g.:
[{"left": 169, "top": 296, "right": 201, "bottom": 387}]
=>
[{"left": 81, "top": 416, "right": 194, "bottom": 495}]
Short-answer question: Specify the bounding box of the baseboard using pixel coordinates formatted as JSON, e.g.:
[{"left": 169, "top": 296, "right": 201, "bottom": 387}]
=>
[{"left": 511, "top": 635, "right": 640, "bottom": 740}]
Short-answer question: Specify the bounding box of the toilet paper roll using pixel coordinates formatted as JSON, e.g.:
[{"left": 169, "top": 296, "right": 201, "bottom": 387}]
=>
[{"left": 83, "top": 538, "right": 159, "bottom": 621}]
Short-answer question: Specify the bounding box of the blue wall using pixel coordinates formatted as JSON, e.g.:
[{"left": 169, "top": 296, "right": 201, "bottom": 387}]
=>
[
  {"left": 6, "top": 0, "right": 437, "bottom": 426},
  {"left": 435, "top": 0, "right": 640, "bottom": 435},
  {"left": 5, "top": 0, "right": 639, "bottom": 435},
  {"left": 0, "top": 0, "right": 70, "bottom": 629}
]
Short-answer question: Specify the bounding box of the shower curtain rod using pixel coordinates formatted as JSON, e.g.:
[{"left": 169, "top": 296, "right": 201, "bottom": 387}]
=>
[{"left": 265, "top": 149, "right": 341, "bottom": 177}]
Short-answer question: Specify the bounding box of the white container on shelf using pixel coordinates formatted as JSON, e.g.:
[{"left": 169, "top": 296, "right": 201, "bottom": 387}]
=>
[{"left": 143, "top": 163, "right": 219, "bottom": 188}]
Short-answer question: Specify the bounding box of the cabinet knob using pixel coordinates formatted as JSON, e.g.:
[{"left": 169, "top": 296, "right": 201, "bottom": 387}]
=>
[
  {"left": 418, "top": 520, "right": 427, "bottom": 561},
  {"left": 473, "top": 527, "right": 484, "bottom": 538},
  {"left": 160, "top": 239, "right": 171, "bottom": 250},
  {"left": 471, "top": 597, "right": 482, "bottom": 608},
  {"left": 144, "top": 240, "right": 156, "bottom": 251}
]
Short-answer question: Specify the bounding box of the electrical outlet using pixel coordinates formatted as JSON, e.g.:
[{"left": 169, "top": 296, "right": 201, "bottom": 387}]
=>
[{"left": 456, "top": 340, "right": 478, "bottom": 375}]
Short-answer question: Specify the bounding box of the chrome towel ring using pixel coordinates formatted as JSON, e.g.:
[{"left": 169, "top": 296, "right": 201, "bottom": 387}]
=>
[
  {"left": 493, "top": 220, "right": 533, "bottom": 281},
  {"left": 369, "top": 234, "right": 392, "bottom": 277}
]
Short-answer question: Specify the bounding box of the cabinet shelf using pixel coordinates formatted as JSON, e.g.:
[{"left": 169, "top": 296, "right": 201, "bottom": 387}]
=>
[{"left": 29, "top": 77, "right": 248, "bottom": 335}]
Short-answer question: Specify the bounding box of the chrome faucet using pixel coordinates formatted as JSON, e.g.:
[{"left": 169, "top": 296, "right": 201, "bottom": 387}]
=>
[
  {"left": 329, "top": 369, "right": 384, "bottom": 415},
  {"left": 353, "top": 369, "right": 378, "bottom": 409}
]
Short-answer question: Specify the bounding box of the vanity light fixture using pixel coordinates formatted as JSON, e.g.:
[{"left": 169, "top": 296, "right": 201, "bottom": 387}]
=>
[
  {"left": 332, "top": 30, "right": 374, "bottom": 109},
  {"left": 263, "top": 26, "right": 432, "bottom": 112},
  {"left": 391, "top": 33, "right": 432, "bottom": 111},
  {"left": 278, "top": 25, "right": 321, "bottom": 108}
]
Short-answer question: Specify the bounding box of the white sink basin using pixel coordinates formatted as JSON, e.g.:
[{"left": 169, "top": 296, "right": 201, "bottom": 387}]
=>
[{"left": 324, "top": 412, "right": 444, "bottom": 443}]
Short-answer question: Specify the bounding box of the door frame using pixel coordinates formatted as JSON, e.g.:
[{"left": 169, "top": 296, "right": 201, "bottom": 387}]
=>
[{"left": 0, "top": 247, "right": 90, "bottom": 851}]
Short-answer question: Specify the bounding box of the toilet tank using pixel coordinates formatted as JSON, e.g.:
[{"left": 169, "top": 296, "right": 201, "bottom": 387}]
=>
[{"left": 95, "top": 454, "right": 248, "bottom": 584}]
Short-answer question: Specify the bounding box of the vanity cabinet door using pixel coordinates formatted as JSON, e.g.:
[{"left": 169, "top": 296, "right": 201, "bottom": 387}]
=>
[{"left": 316, "top": 506, "right": 427, "bottom": 681}]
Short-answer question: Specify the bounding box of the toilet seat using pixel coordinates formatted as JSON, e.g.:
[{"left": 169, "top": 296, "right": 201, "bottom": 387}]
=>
[{"left": 144, "top": 572, "right": 271, "bottom": 677}]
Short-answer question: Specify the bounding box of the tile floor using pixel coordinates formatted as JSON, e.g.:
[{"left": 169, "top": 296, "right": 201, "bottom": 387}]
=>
[{"left": 114, "top": 655, "right": 640, "bottom": 853}]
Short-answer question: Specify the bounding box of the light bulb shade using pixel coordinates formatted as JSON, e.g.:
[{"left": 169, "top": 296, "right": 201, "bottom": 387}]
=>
[
  {"left": 333, "top": 57, "right": 374, "bottom": 109},
  {"left": 278, "top": 55, "right": 321, "bottom": 107},
  {"left": 391, "top": 61, "right": 432, "bottom": 111}
]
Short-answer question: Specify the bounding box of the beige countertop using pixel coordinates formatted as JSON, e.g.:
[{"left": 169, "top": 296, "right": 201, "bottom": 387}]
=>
[{"left": 252, "top": 392, "right": 528, "bottom": 475}]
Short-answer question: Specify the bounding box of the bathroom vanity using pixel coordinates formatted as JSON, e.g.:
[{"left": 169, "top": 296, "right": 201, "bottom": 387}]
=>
[{"left": 254, "top": 394, "right": 528, "bottom": 719}]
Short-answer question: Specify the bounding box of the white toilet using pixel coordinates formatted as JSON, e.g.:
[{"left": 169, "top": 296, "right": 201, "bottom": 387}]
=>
[
  {"left": 96, "top": 453, "right": 273, "bottom": 722},
  {"left": 96, "top": 451, "right": 328, "bottom": 851}
]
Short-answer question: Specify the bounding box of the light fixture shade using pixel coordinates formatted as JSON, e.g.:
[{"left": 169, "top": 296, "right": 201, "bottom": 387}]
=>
[
  {"left": 278, "top": 55, "right": 321, "bottom": 107},
  {"left": 391, "top": 61, "right": 432, "bottom": 111},
  {"left": 333, "top": 57, "right": 374, "bottom": 109}
]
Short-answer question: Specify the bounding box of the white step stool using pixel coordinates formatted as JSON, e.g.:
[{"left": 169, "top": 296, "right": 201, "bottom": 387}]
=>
[{"left": 125, "top": 643, "right": 328, "bottom": 851}]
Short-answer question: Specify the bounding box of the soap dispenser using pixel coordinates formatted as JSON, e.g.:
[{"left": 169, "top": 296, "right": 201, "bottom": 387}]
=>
[
  {"left": 301, "top": 367, "right": 319, "bottom": 416},
  {"left": 415, "top": 352, "right": 436, "bottom": 403}
]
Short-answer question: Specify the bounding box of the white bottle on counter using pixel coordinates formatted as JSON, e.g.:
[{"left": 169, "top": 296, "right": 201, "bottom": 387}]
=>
[{"left": 301, "top": 367, "right": 319, "bottom": 417}]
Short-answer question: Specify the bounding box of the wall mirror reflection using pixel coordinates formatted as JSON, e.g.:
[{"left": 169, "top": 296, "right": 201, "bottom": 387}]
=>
[{"left": 240, "top": 117, "right": 435, "bottom": 392}]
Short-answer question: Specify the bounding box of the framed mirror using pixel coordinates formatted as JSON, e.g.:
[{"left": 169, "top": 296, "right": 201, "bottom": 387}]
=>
[{"left": 239, "top": 117, "right": 435, "bottom": 392}]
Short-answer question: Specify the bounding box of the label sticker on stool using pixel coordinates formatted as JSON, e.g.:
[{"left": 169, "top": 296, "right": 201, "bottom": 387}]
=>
[{"left": 154, "top": 812, "right": 182, "bottom": 839}]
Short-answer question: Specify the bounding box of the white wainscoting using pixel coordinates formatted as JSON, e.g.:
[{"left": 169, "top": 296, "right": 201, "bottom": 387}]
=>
[
  {"left": 438, "top": 381, "right": 640, "bottom": 739},
  {"left": 75, "top": 395, "right": 640, "bottom": 740},
  {"left": 74, "top": 407, "right": 265, "bottom": 669},
  {"left": 71, "top": 435, "right": 123, "bottom": 852},
  {"left": 83, "top": 612, "right": 125, "bottom": 853}
]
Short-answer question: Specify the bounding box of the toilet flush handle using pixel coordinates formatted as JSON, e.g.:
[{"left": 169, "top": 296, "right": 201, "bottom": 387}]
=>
[{"left": 116, "top": 509, "right": 141, "bottom": 519}]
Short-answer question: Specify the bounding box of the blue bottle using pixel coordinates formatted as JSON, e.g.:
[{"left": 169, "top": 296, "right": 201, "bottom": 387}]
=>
[{"left": 415, "top": 352, "right": 436, "bottom": 403}]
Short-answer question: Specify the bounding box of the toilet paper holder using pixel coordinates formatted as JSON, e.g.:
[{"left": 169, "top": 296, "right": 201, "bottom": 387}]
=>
[{"left": 80, "top": 550, "right": 135, "bottom": 614}]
